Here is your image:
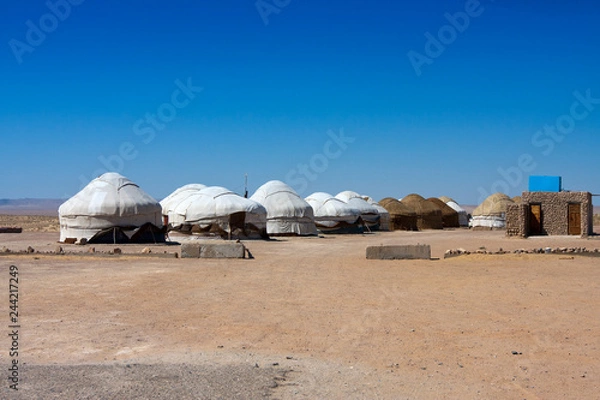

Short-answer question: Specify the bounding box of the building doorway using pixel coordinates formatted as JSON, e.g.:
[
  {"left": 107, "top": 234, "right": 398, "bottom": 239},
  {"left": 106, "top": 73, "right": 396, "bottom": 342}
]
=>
[
  {"left": 529, "top": 204, "right": 542, "bottom": 235},
  {"left": 568, "top": 203, "right": 581, "bottom": 235}
]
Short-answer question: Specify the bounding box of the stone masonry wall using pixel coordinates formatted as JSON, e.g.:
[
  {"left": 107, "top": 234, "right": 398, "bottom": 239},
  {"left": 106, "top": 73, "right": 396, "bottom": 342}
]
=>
[
  {"left": 522, "top": 191, "right": 592, "bottom": 237},
  {"left": 506, "top": 203, "right": 527, "bottom": 237}
]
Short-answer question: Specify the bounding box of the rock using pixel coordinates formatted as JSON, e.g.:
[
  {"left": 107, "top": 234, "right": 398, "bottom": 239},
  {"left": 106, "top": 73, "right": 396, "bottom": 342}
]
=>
[
  {"left": 55, "top": 245, "right": 64, "bottom": 254},
  {"left": 457, "top": 248, "right": 467, "bottom": 254},
  {"left": 141, "top": 247, "right": 151, "bottom": 254},
  {"left": 26, "top": 246, "right": 35, "bottom": 253},
  {"left": 88, "top": 247, "right": 96, "bottom": 253},
  {"left": 1, "top": 246, "right": 9, "bottom": 253},
  {"left": 113, "top": 248, "right": 122, "bottom": 255}
]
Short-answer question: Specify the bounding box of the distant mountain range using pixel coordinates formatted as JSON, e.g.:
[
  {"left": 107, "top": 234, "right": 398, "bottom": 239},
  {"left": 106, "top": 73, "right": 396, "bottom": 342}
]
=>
[{"left": 0, "top": 199, "right": 65, "bottom": 216}]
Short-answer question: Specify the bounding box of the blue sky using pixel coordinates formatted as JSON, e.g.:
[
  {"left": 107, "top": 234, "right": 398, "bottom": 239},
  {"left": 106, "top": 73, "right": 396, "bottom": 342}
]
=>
[{"left": 1, "top": 0, "right": 599, "bottom": 204}]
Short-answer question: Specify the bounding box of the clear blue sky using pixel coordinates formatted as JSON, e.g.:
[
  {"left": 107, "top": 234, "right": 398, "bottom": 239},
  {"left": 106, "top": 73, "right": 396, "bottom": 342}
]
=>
[{"left": 1, "top": 0, "right": 599, "bottom": 204}]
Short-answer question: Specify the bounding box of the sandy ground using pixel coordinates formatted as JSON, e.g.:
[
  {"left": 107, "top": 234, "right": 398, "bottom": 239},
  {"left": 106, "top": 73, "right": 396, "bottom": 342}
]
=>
[{"left": 0, "top": 227, "right": 599, "bottom": 399}]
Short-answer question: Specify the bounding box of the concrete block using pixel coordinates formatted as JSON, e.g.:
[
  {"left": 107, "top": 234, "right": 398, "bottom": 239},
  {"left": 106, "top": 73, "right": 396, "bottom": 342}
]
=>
[
  {"left": 366, "top": 244, "right": 431, "bottom": 260},
  {"left": 200, "top": 243, "right": 245, "bottom": 258},
  {"left": 180, "top": 243, "right": 246, "bottom": 259},
  {"left": 180, "top": 243, "right": 200, "bottom": 258}
]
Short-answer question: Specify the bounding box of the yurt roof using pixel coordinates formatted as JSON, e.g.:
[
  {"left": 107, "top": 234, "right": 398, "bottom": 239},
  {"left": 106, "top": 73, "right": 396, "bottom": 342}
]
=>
[
  {"left": 160, "top": 183, "right": 206, "bottom": 215},
  {"left": 172, "top": 186, "right": 266, "bottom": 223},
  {"left": 473, "top": 193, "right": 514, "bottom": 216},
  {"left": 427, "top": 197, "right": 459, "bottom": 217},
  {"left": 363, "top": 196, "right": 390, "bottom": 216},
  {"left": 335, "top": 191, "right": 379, "bottom": 215},
  {"left": 512, "top": 196, "right": 522, "bottom": 204},
  {"left": 59, "top": 172, "right": 161, "bottom": 218},
  {"left": 378, "top": 197, "right": 416, "bottom": 216},
  {"left": 305, "top": 192, "right": 361, "bottom": 218},
  {"left": 250, "top": 180, "right": 314, "bottom": 219},
  {"left": 438, "top": 195, "right": 455, "bottom": 204},
  {"left": 400, "top": 194, "right": 441, "bottom": 216}
]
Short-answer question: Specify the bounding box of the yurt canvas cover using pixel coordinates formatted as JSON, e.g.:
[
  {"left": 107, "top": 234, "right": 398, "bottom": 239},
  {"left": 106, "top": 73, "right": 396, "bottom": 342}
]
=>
[
  {"left": 59, "top": 172, "right": 164, "bottom": 244},
  {"left": 160, "top": 183, "right": 207, "bottom": 222},
  {"left": 378, "top": 197, "right": 418, "bottom": 231},
  {"left": 335, "top": 191, "right": 381, "bottom": 230},
  {"left": 364, "top": 196, "right": 390, "bottom": 231},
  {"left": 250, "top": 180, "right": 317, "bottom": 236},
  {"left": 305, "top": 192, "right": 362, "bottom": 233},
  {"left": 471, "top": 193, "right": 514, "bottom": 229},
  {"left": 168, "top": 186, "right": 268, "bottom": 238}
]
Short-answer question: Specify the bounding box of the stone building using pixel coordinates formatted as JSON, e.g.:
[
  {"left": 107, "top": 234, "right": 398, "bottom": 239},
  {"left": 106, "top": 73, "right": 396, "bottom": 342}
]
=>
[{"left": 506, "top": 191, "right": 593, "bottom": 238}]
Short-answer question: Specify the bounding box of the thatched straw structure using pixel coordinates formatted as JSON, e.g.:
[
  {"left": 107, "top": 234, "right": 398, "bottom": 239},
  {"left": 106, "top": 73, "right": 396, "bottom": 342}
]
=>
[
  {"left": 512, "top": 196, "right": 522, "bottom": 204},
  {"left": 438, "top": 195, "right": 453, "bottom": 204},
  {"left": 438, "top": 196, "right": 469, "bottom": 226},
  {"left": 471, "top": 193, "right": 514, "bottom": 230},
  {"left": 400, "top": 194, "right": 443, "bottom": 230},
  {"left": 378, "top": 197, "right": 418, "bottom": 231},
  {"left": 427, "top": 197, "right": 460, "bottom": 228}
]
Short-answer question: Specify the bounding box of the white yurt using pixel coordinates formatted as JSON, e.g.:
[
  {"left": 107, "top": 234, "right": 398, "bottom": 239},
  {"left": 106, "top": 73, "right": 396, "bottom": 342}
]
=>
[
  {"left": 438, "top": 196, "right": 469, "bottom": 227},
  {"left": 160, "top": 184, "right": 206, "bottom": 225},
  {"left": 250, "top": 180, "right": 317, "bottom": 236},
  {"left": 58, "top": 172, "right": 164, "bottom": 244},
  {"left": 471, "top": 193, "right": 514, "bottom": 230},
  {"left": 305, "top": 192, "right": 362, "bottom": 233},
  {"left": 364, "top": 196, "right": 390, "bottom": 231},
  {"left": 335, "top": 191, "right": 381, "bottom": 230},
  {"left": 168, "top": 186, "right": 268, "bottom": 238}
]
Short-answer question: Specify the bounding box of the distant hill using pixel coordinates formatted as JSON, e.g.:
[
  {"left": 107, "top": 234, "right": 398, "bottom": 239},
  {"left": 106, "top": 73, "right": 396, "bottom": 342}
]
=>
[{"left": 0, "top": 199, "right": 64, "bottom": 216}]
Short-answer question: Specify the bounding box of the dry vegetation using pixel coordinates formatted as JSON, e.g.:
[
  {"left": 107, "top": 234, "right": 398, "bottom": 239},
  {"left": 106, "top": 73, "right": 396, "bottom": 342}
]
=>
[{"left": 0, "top": 215, "right": 59, "bottom": 232}]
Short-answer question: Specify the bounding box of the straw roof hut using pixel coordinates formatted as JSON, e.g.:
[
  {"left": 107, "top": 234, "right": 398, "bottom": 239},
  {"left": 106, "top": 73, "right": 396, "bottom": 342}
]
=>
[
  {"left": 401, "top": 193, "right": 443, "bottom": 230},
  {"left": 378, "top": 197, "right": 418, "bottom": 231},
  {"left": 512, "top": 196, "right": 522, "bottom": 204},
  {"left": 471, "top": 193, "right": 514, "bottom": 230},
  {"left": 427, "top": 197, "right": 460, "bottom": 228},
  {"left": 438, "top": 196, "right": 469, "bottom": 226}
]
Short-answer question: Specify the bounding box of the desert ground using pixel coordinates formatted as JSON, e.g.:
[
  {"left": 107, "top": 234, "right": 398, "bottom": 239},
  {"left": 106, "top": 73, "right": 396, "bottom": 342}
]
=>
[{"left": 0, "top": 215, "right": 599, "bottom": 399}]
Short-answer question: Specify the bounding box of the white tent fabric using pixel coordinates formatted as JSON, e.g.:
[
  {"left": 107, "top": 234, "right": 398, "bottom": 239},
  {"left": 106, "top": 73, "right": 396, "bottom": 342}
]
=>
[
  {"left": 59, "top": 172, "right": 163, "bottom": 242},
  {"left": 470, "top": 215, "right": 505, "bottom": 229},
  {"left": 444, "top": 200, "right": 469, "bottom": 227},
  {"left": 335, "top": 191, "right": 381, "bottom": 228},
  {"left": 364, "top": 196, "right": 390, "bottom": 231},
  {"left": 160, "top": 184, "right": 206, "bottom": 220},
  {"left": 169, "top": 186, "right": 267, "bottom": 234},
  {"left": 305, "top": 192, "right": 361, "bottom": 231},
  {"left": 250, "top": 180, "right": 317, "bottom": 236}
]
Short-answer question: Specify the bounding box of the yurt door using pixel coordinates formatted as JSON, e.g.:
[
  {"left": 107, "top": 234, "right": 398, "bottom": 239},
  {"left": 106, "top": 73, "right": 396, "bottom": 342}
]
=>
[
  {"left": 568, "top": 203, "right": 581, "bottom": 235},
  {"left": 529, "top": 204, "right": 542, "bottom": 235}
]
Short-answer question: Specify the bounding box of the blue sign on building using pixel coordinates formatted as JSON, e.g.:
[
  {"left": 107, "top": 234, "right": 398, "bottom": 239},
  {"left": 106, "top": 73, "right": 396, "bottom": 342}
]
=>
[{"left": 528, "top": 176, "right": 562, "bottom": 192}]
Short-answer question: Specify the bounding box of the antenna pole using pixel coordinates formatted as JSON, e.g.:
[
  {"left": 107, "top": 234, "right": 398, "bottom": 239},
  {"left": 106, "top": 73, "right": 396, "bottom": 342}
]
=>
[{"left": 244, "top": 173, "right": 248, "bottom": 198}]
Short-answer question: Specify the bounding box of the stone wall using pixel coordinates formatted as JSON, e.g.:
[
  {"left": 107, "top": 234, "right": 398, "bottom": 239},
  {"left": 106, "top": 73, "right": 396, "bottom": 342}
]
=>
[
  {"left": 517, "top": 191, "right": 593, "bottom": 237},
  {"left": 506, "top": 203, "right": 527, "bottom": 237}
]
